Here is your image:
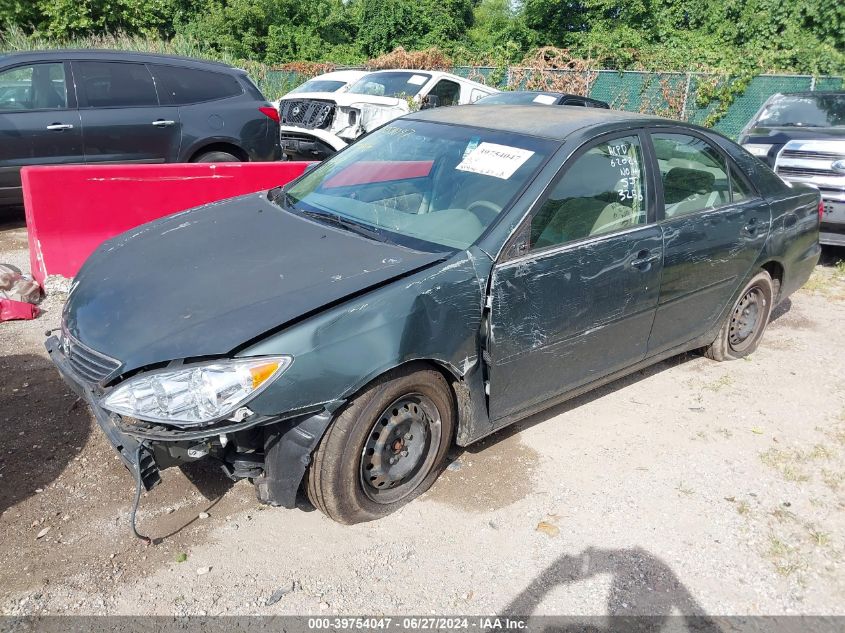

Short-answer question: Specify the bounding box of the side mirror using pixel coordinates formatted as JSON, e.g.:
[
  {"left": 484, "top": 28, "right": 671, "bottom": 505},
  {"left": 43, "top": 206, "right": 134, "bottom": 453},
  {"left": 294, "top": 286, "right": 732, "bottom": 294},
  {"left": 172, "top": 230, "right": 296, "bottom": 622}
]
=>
[{"left": 421, "top": 95, "right": 440, "bottom": 110}]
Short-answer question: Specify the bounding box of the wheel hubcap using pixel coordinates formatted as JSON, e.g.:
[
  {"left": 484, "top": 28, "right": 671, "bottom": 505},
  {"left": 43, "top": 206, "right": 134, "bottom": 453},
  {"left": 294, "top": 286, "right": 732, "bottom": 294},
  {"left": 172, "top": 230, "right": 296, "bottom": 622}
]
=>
[
  {"left": 360, "top": 394, "right": 441, "bottom": 504},
  {"left": 729, "top": 286, "right": 766, "bottom": 352}
]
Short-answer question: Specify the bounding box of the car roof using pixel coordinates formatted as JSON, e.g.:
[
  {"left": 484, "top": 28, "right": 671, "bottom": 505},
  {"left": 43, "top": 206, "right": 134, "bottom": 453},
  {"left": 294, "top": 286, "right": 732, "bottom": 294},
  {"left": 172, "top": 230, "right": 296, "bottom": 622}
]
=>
[
  {"left": 0, "top": 49, "right": 238, "bottom": 72},
  {"left": 408, "top": 104, "right": 667, "bottom": 140},
  {"left": 775, "top": 91, "right": 845, "bottom": 97}
]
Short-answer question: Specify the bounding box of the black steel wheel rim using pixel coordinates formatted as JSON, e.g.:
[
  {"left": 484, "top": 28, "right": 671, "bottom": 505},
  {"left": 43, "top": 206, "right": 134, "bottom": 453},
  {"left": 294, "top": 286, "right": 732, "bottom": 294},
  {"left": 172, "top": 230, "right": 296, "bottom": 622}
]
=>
[
  {"left": 359, "top": 393, "right": 442, "bottom": 504},
  {"left": 729, "top": 286, "right": 766, "bottom": 352}
]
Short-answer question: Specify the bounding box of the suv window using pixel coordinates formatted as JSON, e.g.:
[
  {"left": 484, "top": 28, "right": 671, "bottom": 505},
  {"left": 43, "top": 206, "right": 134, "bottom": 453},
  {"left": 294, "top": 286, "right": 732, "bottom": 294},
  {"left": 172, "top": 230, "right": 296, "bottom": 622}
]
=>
[
  {"left": 152, "top": 65, "right": 242, "bottom": 105},
  {"left": 0, "top": 63, "right": 66, "bottom": 110},
  {"left": 427, "top": 79, "right": 461, "bottom": 107},
  {"left": 76, "top": 61, "right": 158, "bottom": 108},
  {"left": 530, "top": 134, "right": 648, "bottom": 250},
  {"left": 652, "top": 132, "right": 730, "bottom": 218}
]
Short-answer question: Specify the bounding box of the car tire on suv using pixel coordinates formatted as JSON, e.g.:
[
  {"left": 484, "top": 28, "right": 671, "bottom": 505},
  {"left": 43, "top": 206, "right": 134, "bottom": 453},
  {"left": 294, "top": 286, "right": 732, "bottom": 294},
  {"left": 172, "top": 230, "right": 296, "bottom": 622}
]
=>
[{"left": 193, "top": 151, "right": 240, "bottom": 163}]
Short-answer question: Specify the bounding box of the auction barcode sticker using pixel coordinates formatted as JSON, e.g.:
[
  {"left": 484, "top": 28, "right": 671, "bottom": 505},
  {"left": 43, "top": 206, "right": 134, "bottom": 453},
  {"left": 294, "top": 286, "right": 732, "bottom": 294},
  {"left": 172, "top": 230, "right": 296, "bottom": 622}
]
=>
[{"left": 456, "top": 142, "right": 534, "bottom": 179}]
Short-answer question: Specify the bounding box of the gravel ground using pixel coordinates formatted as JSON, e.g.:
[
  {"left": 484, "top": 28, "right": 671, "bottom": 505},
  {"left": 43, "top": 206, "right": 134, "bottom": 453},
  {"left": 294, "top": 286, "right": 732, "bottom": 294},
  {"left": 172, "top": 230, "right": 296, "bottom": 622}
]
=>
[{"left": 1, "top": 218, "right": 844, "bottom": 617}]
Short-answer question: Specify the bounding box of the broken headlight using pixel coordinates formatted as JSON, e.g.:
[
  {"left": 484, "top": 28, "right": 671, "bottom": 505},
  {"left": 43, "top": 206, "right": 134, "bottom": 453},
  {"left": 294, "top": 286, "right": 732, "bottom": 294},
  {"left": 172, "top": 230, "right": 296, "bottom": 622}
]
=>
[{"left": 100, "top": 357, "right": 292, "bottom": 427}]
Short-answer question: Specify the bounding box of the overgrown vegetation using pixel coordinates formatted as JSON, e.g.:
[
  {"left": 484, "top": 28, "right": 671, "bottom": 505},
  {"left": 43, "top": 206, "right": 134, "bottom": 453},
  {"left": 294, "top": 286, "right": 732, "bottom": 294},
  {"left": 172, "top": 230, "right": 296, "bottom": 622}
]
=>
[{"left": 1, "top": 0, "right": 843, "bottom": 75}]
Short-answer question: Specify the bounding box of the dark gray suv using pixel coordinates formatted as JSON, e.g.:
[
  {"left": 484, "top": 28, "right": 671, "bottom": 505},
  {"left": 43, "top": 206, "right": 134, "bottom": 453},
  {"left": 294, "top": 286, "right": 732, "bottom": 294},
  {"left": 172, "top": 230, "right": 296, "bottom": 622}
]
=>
[{"left": 0, "top": 50, "right": 281, "bottom": 207}]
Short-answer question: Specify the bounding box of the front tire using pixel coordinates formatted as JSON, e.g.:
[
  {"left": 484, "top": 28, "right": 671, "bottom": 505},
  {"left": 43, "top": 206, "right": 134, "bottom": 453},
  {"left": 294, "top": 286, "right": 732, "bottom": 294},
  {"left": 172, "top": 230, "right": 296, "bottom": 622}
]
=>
[
  {"left": 705, "top": 270, "right": 774, "bottom": 361},
  {"left": 193, "top": 150, "right": 240, "bottom": 162},
  {"left": 306, "top": 365, "right": 454, "bottom": 524}
]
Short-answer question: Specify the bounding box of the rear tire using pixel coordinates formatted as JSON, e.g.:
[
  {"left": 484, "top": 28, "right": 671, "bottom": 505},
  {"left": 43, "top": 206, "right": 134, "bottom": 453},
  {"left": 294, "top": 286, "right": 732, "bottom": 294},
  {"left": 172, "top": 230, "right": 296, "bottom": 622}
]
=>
[
  {"left": 306, "top": 364, "right": 454, "bottom": 524},
  {"left": 193, "top": 150, "right": 240, "bottom": 162},
  {"left": 705, "top": 270, "right": 774, "bottom": 361}
]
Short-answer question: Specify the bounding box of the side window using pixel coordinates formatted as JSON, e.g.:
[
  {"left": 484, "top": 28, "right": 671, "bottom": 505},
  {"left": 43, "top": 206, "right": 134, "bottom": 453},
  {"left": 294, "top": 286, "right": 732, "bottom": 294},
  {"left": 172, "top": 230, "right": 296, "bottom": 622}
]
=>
[
  {"left": 652, "top": 132, "right": 730, "bottom": 218},
  {"left": 0, "top": 63, "right": 67, "bottom": 111},
  {"left": 470, "top": 88, "right": 488, "bottom": 103},
  {"left": 76, "top": 62, "right": 158, "bottom": 108},
  {"left": 730, "top": 166, "right": 754, "bottom": 203},
  {"left": 152, "top": 65, "right": 242, "bottom": 105},
  {"left": 530, "top": 134, "right": 648, "bottom": 250},
  {"left": 427, "top": 79, "right": 461, "bottom": 107}
]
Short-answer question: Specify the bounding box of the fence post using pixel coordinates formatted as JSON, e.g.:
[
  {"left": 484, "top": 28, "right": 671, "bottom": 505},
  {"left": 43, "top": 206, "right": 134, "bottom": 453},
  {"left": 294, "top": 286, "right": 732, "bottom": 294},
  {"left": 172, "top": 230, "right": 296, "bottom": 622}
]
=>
[
  {"left": 810, "top": 75, "right": 816, "bottom": 91},
  {"left": 680, "top": 72, "right": 692, "bottom": 121}
]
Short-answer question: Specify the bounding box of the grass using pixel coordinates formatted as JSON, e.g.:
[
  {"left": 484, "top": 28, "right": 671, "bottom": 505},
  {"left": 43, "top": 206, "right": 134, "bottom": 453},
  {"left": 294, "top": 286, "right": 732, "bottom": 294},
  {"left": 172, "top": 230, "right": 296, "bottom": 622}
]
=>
[
  {"left": 766, "top": 536, "right": 804, "bottom": 577},
  {"left": 703, "top": 374, "right": 734, "bottom": 392},
  {"left": 760, "top": 444, "right": 836, "bottom": 483}
]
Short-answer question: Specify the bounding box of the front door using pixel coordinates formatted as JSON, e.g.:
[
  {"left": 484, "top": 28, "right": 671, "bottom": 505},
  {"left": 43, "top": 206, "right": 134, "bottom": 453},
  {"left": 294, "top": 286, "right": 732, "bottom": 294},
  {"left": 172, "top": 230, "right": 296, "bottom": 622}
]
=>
[
  {"left": 72, "top": 60, "right": 182, "bottom": 164},
  {"left": 0, "top": 61, "right": 82, "bottom": 205},
  {"left": 487, "top": 132, "right": 663, "bottom": 421},
  {"left": 646, "top": 131, "right": 770, "bottom": 355}
]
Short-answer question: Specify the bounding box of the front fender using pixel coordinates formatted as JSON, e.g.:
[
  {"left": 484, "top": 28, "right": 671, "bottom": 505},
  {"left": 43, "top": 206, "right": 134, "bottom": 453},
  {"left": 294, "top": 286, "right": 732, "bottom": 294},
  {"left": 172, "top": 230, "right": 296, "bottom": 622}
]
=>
[{"left": 239, "top": 249, "right": 490, "bottom": 426}]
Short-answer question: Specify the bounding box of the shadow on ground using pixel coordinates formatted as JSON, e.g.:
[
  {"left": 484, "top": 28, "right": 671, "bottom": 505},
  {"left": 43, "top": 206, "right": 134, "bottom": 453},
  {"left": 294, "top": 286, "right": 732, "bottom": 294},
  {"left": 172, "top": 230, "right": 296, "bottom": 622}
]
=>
[
  {"left": 0, "top": 354, "right": 91, "bottom": 517},
  {"left": 503, "top": 547, "right": 721, "bottom": 631}
]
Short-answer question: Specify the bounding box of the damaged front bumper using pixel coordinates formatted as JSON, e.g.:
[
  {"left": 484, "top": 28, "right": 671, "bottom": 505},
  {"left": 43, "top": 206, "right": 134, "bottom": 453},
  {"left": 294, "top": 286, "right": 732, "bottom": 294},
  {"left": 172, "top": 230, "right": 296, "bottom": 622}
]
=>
[
  {"left": 280, "top": 126, "right": 350, "bottom": 160},
  {"left": 45, "top": 335, "right": 336, "bottom": 508}
]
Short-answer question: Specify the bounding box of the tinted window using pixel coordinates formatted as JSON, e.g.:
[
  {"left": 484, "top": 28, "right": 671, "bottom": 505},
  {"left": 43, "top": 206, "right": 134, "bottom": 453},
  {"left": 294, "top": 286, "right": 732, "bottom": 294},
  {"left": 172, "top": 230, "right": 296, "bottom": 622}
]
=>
[
  {"left": 531, "top": 134, "right": 648, "bottom": 249},
  {"left": 0, "top": 63, "right": 66, "bottom": 110},
  {"left": 347, "top": 72, "right": 431, "bottom": 98},
  {"left": 76, "top": 62, "right": 158, "bottom": 108},
  {"left": 152, "top": 65, "right": 242, "bottom": 105},
  {"left": 730, "top": 167, "right": 754, "bottom": 202},
  {"left": 427, "top": 79, "right": 461, "bottom": 107},
  {"left": 652, "top": 133, "right": 730, "bottom": 218}
]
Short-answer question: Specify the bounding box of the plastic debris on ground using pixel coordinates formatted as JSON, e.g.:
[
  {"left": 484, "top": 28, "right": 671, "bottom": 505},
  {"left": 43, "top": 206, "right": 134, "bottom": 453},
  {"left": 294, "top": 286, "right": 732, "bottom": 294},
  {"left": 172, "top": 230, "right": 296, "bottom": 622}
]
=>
[{"left": 0, "top": 263, "right": 42, "bottom": 321}]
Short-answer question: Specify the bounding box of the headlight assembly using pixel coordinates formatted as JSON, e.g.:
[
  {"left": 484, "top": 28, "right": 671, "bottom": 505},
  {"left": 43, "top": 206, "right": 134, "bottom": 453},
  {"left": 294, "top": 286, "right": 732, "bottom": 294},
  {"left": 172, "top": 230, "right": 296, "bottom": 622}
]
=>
[{"left": 100, "top": 356, "right": 292, "bottom": 427}]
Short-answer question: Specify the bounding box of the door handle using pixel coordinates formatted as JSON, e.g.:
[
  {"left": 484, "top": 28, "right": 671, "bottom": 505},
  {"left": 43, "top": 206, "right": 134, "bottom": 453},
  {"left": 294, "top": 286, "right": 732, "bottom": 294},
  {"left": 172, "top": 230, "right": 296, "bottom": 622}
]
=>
[
  {"left": 630, "top": 250, "right": 661, "bottom": 270},
  {"left": 742, "top": 217, "right": 758, "bottom": 236},
  {"left": 151, "top": 119, "right": 176, "bottom": 127},
  {"left": 46, "top": 123, "right": 73, "bottom": 131}
]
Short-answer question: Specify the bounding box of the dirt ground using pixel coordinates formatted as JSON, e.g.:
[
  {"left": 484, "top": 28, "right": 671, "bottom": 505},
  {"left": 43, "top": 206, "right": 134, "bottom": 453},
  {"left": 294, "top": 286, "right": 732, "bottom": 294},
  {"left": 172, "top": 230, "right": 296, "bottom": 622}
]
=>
[{"left": 1, "top": 217, "right": 844, "bottom": 617}]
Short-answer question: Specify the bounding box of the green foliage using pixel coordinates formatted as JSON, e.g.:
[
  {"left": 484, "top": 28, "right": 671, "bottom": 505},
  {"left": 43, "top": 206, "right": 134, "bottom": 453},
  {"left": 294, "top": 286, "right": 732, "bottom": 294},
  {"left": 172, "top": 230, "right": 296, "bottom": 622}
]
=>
[{"left": 0, "top": 0, "right": 842, "bottom": 76}]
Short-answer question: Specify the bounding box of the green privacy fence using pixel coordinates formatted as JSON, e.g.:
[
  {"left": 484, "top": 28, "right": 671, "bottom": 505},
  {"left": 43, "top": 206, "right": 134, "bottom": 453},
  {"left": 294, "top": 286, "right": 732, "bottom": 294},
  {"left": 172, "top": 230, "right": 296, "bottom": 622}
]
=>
[{"left": 261, "top": 68, "right": 844, "bottom": 140}]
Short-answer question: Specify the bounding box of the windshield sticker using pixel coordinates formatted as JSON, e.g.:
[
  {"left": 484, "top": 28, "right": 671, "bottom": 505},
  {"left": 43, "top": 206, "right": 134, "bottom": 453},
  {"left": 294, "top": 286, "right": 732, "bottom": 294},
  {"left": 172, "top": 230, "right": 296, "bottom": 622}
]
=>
[
  {"left": 456, "top": 142, "right": 535, "bottom": 180},
  {"left": 408, "top": 75, "right": 428, "bottom": 86},
  {"left": 533, "top": 94, "right": 557, "bottom": 105}
]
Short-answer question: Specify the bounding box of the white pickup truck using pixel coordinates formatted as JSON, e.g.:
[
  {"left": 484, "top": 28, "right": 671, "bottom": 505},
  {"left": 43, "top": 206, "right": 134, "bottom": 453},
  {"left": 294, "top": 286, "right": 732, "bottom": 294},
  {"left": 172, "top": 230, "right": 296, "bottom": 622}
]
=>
[{"left": 278, "top": 69, "right": 498, "bottom": 160}]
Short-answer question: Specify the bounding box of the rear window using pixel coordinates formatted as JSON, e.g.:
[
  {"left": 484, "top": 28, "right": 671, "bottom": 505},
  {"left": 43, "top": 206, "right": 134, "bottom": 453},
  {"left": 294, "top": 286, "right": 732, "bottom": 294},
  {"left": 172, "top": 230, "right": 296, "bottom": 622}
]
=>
[
  {"left": 76, "top": 61, "right": 158, "bottom": 108},
  {"left": 152, "top": 65, "right": 243, "bottom": 105}
]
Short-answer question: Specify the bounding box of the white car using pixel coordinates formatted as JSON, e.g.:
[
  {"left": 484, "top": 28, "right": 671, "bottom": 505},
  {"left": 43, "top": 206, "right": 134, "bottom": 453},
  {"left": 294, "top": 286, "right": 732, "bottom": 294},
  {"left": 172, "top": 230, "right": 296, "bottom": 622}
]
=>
[
  {"left": 272, "top": 69, "right": 367, "bottom": 112},
  {"left": 278, "top": 69, "right": 498, "bottom": 160}
]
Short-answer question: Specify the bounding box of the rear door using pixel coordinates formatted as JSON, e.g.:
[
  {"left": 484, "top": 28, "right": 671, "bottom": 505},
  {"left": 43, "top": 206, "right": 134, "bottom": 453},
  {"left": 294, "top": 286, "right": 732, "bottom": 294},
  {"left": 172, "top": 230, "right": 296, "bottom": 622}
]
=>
[
  {"left": 647, "top": 130, "right": 770, "bottom": 355},
  {"left": 486, "top": 131, "right": 663, "bottom": 421},
  {"left": 72, "top": 60, "right": 181, "bottom": 164},
  {"left": 0, "top": 61, "right": 82, "bottom": 204}
]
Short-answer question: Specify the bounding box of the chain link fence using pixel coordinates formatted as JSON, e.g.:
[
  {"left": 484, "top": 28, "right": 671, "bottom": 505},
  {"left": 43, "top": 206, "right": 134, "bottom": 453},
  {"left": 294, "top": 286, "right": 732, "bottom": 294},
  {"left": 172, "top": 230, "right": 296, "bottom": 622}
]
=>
[{"left": 262, "top": 68, "right": 844, "bottom": 139}]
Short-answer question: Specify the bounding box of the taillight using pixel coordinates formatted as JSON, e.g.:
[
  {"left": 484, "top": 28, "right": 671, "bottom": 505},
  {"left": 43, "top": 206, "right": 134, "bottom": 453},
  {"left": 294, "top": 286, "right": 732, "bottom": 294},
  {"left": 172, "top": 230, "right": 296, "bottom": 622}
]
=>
[
  {"left": 259, "top": 106, "right": 280, "bottom": 123},
  {"left": 819, "top": 199, "right": 824, "bottom": 224}
]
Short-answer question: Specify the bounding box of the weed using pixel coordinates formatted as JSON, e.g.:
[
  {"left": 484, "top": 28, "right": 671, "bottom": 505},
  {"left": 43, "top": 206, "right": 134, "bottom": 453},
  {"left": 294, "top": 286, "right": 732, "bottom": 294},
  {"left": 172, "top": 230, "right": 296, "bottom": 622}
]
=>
[{"left": 704, "top": 375, "right": 734, "bottom": 392}]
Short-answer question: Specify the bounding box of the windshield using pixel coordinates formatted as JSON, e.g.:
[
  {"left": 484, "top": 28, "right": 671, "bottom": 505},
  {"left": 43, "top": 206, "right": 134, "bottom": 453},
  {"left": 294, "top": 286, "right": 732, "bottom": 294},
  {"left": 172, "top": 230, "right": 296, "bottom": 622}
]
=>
[
  {"left": 289, "top": 79, "right": 347, "bottom": 94},
  {"left": 477, "top": 92, "right": 559, "bottom": 105},
  {"left": 347, "top": 72, "right": 431, "bottom": 98},
  {"left": 755, "top": 94, "right": 845, "bottom": 128},
  {"left": 278, "top": 120, "right": 556, "bottom": 250}
]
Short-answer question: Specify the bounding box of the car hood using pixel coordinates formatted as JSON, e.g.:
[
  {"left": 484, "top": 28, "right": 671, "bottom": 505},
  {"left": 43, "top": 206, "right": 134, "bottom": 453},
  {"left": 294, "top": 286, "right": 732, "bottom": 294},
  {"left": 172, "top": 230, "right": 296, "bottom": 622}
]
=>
[
  {"left": 743, "top": 125, "right": 845, "bottom": 143},
  {"left": 64, "top": 193, "right": 446, "bottom": 373}
]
